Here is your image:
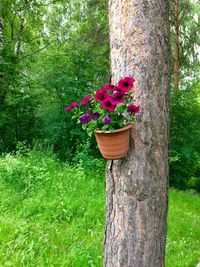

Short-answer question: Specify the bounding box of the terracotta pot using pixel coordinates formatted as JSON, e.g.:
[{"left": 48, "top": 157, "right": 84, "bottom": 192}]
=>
[{"left": 94, "top": 124, "right": 132, "bottom": 160}]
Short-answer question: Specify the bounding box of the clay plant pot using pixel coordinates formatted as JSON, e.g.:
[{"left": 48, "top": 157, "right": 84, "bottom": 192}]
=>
[{"left": 94, "top": 124, "right": 132, "bottom": 160}]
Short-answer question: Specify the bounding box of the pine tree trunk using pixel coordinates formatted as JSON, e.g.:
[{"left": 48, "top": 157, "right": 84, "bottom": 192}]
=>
[
  {"left": 104, "top": 1, "right": 170, "bottom": 267},
  {"left": 174, "top": 0, "right": 180, "bottom": 92}
]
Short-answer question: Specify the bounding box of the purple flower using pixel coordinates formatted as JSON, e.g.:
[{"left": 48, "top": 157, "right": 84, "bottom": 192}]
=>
[
  {"left": 91, "top": 112, "right": 100, "bottom": 120},
  {"left": 103, "top": 115, "right": 111, "bottom": 125},
  {"left": 79, "top": 113, "right": 91, "bottom": 124}
]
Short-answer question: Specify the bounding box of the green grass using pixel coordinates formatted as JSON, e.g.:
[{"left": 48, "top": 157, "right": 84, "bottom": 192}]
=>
[
  {"left": 166, "top": 190, "right": 200, "bottom": 267},
  {"left": 0, "top": 151, "right": 200, "bottom": 266}
]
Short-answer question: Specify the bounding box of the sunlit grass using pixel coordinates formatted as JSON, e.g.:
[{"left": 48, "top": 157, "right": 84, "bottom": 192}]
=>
[{"left": 0, "top": 152, "right": 200, "bottom": 266}]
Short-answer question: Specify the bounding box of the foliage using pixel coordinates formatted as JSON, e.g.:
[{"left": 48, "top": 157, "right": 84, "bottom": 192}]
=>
[
  {"left": 65, "top": 77, "right": 140, "bottom": 136},
  {"left": 0, "top": 0, "right": 109, "bottom": 160},
  {"left": 170, "top": 83, "right": 200, "bottom": 191},
  {"left": 0, "top": 152, "right": 200, "bottom": 266},
  {"left": 170, "top": 0, "right": 200, "bottom": 86},
  {"left": 0, "top": 0, "right": 200, "bottom": 192}
]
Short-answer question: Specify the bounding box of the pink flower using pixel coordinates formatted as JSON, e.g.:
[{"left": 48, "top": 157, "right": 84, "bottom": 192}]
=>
[
  {"left": 80, "top": 95, "right": 91, "bottom": 105},
  {"left": 118, "top": 77, "right": 135, "bottom": 92},
  {"left": 94, "top": 90, "right": 110, "bottom": 103},
  {"left": 111, "top": 91, "right": 125, "bottom": 105},
  {"left": 101, "top": 98, "right": 116, "bottom": 112},
  {"left": 65, "top": 101, "right": 78, "bottom": 111},
  {"left": 127, "top": 104, "right": 140, "bottom": 114}
]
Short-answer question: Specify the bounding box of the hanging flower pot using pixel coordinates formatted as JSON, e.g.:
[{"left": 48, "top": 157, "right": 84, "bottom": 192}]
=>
[
  {"left": 64, "top": 76, "right": 140, "bottom": 159},
  {"left": 95, "top": 124, "right": 132, "bottom": 160}
]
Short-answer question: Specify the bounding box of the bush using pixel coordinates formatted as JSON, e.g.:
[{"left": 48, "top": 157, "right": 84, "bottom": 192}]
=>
[{"left": 170, "top": 84, "right": 200, "bottom": 191}]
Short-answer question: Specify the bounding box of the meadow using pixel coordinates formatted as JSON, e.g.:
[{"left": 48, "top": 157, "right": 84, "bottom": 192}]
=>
[{"left": 0, "top": 151, "right": 200, "bottom": 267}]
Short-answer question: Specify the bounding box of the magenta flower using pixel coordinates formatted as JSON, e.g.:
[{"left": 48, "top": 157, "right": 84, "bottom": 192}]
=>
[
  {"left": 79, "top": 113, "right": 91, "bottom": 123},
  {"left": 118, "top": 77, "right": 135, "bottom": 92},
  {"left": 94, "top": 90, "right": 110, "bottom": 103},
  {"left": 103, "top": 115, "right": 111, "bottom": 125},
  {"left": 111, "top": 91, "right": 125, "bottom": 105},
  {"left": 127, "top": 104, "right": 140, "bottom": 114},
  {"left": 101, "top": 98, "right": 116, "bottom": 112},
  {"left": 80, "top": 95, "right": 91, "bottom": 105},
  {"left": 104, "top": 84, "right": 118, "bottom": 91},
  {"left": 92, "top": 112, "right": 100, "bottom": 120},
  {"left": 65, "top": 101, "right": 78, "bottom": 111}
]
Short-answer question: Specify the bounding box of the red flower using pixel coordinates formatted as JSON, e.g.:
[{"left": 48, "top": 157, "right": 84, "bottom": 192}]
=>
[
  {"left": 65, "top": 101, "right": 78, "bottom": 111},
  {"left": 111, "top": 91, "right": 125, "bottom": 105},
  {"left": 94, "top": 90, "right": 110, "bottom": 103},
  {"left": 80, "top": 95, "right": 92, "bottom": 105},
  {"left": 118, "top": 77, "right": 135, "bottom": 92},
  {"left": 127, "top": 104, "right": 140, "bottom": 114},
  {"left": 101, "top": 98, "right": 116, "bottom": 112}
]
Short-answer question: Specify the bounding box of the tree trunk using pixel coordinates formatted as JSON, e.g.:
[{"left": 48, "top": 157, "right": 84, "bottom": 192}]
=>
[
  {"left": 174, "top": 0, "right": 180, "bottom": 92},
  {"left": 104, "top": 1, "right": 170, "bottom": 267}
]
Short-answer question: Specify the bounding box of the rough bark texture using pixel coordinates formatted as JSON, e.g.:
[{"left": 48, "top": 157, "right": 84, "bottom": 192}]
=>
[
  {"left": 174, "top": 0, "right": 180, "bottom": 92},
  {"left": 104, "top": 1, "right": 170, "bottom": 267}
]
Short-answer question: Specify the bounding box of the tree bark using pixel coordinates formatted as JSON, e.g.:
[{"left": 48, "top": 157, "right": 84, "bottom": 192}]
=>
[
  {"left": 174, "top": 0, "right": 180, "bottom": 92},
  {"left": 104, "top": 1, "right": 170, "bottom": 267}
]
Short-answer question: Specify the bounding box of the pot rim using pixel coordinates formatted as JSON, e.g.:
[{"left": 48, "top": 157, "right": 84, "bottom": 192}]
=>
[{"left": 95, "top": 123, "right": 133, "bottom": 134}]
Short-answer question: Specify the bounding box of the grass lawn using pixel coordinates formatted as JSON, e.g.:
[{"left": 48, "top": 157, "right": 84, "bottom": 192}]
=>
[{"left": 0, "top": 152, "right": 200, "bottom": 266}]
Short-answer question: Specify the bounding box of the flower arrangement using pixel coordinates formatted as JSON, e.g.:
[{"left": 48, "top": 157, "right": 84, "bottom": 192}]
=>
[{"left": 65, "top": 77, "right": 140, "bottom": 136}]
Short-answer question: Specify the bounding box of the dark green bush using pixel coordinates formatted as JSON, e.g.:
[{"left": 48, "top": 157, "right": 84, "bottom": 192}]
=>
[{"left": 170, "top": 84, "right": 200, "bottom": 191}]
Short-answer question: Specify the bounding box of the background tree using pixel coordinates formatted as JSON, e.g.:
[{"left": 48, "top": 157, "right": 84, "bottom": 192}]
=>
[
  {"left": 104, "top": 1, "right": 170, "bottom": 266},
  {"left": 170, "top": 0, "right": 200, "bottom": 91}
]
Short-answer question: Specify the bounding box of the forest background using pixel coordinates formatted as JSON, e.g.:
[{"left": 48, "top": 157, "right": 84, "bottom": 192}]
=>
[{"left": 0, "top": 0, "right": 200, "bottom": 191}]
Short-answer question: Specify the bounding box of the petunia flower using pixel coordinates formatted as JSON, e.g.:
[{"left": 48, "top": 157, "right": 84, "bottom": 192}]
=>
[
  {"left": 65, "top": 101, "right": 78, "bottom": 111},
  {"left": 94, "top": 90, "right": 110, "bottom": 103},
  {"left": 111, "top": 91, "right": 125, "bottom": 105},
  {"left": 101, "top": 98, "right": 116, "bottom": 112},
  {"left": 118, "top": 77, "right": 135, "bottom": 92},
  {"left": 79, "top": 113, "right": 91, "bottom": 123},
  {"left": 91, "top": 112, "right": 100, "bottom": 120},
  {"left": 127, "top": 104, "right": 140, "bottom": 114},
  {"left": 103, "top": 115, "right": 111, "bottom": 125},
  {"left": 80, "top": 95, "right": 92, "bottom": 105},
  {"left": 104, "top": 84, "right": 118, "bottom": 91}
]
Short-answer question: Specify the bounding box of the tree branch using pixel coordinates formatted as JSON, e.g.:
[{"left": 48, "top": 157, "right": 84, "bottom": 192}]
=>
[{"left": 17, "top": 39, "right": 58, "bottom": 62}]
